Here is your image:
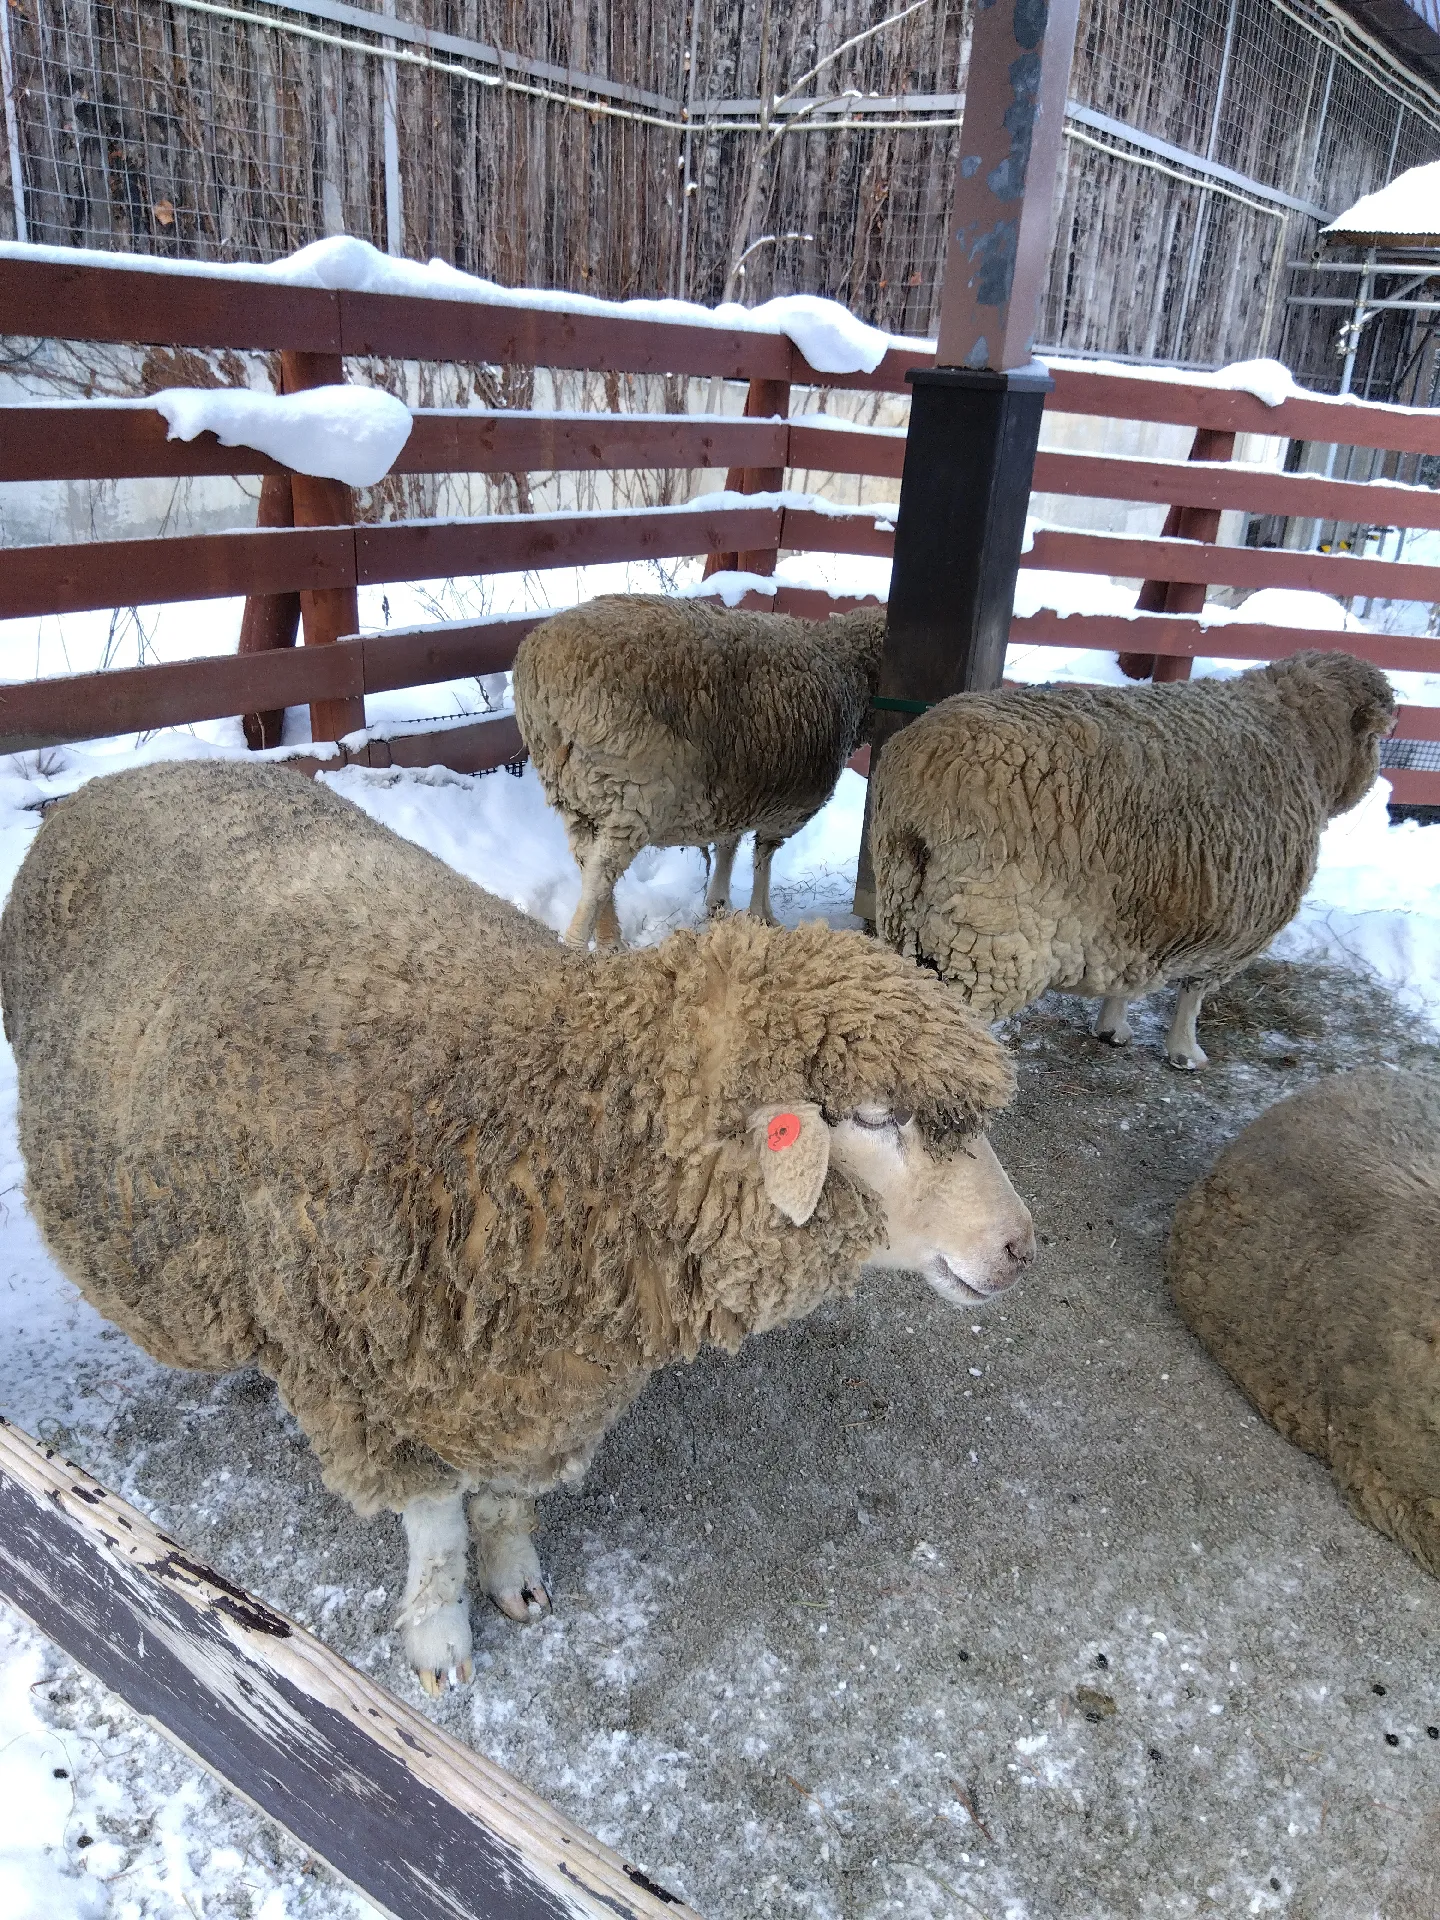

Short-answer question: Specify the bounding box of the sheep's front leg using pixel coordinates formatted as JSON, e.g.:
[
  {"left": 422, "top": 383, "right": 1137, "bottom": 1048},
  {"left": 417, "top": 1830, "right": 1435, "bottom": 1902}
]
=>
[
  {"left": 470, "top": 1490, "right": 550, "bottom": 1622},
  {"left": 748, "top": 835, "right": 783, "bottom": 925},
  {"left": 1166, "top": 983, "right": 1209, "bottom": 1071},
  {"left": 397, "top": 1489, "right": 472, "bottom": 1694},
  {"left": 1094, "top": 994, "right": 1133, "bottom": 1046},
  {"left": 704, "top": 836, "right": 740, "bottom": 916}
]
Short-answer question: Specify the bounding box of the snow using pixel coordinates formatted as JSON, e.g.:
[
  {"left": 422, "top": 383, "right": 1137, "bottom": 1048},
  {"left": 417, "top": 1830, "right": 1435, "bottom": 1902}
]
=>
[
  {"left": 153, "top": 385, "right": 413, "bottom": 488},
  {"left": 0, "top": 235, "right": 904, "bottom": 377},
  {"left": 1042, "top": 353, "right": 1317, "bottom": 408},
  {"left": 1323, "top": 158, "right": 1440, "bottom": 240}
]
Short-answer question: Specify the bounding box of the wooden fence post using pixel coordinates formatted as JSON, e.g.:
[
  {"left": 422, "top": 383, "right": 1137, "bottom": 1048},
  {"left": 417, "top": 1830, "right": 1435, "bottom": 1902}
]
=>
[
  {"left": 703, "top": 375, "right": 791, "bottom": 578},
  {"left": 280, "top": 349, "right": 367, "bottom": 744},
  {"left": 237, "top": 470, "right": 300, "bottom": 749},
  {"left": 853, "top": 0, "right": 1082, "bottom": 923},
  {"left": 1120, "top": 425, "right": 1238, "bottom": 682}
]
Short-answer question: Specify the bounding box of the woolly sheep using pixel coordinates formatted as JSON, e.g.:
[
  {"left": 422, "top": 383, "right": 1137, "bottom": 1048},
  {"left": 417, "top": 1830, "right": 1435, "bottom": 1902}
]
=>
[
  {"left": 0, "top": 760, "right": 1034, "bottom": 1694},
  {"left": 871, "top": 651, "right": 1396, "bottom": 1068},
  {"left": 1168, "top": 1068, "right": 1440, "bottom": 1579},
  {"left": 513, "top": 593, "right": 884, "bottom": 947}
]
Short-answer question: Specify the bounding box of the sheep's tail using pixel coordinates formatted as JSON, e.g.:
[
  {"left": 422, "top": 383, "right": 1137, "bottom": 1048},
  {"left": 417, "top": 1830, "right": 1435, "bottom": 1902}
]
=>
[{"left": 873, "top": 815, "right": 931, "bottom": 964}]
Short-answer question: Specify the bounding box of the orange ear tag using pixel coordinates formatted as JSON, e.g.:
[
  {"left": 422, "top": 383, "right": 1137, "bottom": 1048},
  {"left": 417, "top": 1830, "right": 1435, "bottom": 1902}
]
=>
[{"left": 767, "top": 1112, "right": 801, "bottom": 1152}]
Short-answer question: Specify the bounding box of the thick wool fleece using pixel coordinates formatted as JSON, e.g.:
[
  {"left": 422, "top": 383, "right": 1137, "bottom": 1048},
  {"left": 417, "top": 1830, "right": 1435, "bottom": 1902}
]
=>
[
  {"left": 513, "top": 594, "right": 885, "bottom": 856},
  {"left": 0, "top": 760, "right": 1012, "bottom": 1518},
  {"left": 872, "top": 651, "right": 1397, "bottom": 1015},
  {"left": 1168, "top": 1069, "right": 1440, "bottom": 1581}
]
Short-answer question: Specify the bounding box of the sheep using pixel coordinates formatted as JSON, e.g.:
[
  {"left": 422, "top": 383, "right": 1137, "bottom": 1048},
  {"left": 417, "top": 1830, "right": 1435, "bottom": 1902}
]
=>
[
  {"left": 513, "top": 592, "right": 884, "bottom": 947},
  {"left": 0, "top": 758, "right": 1034, "bottom": 1694},
  {"left": 871, "top": 651, "right": 1396, "bottom": 1068},
  {"left": 1167, "top": 1068, "right": 1440, "bottom": 1580}
]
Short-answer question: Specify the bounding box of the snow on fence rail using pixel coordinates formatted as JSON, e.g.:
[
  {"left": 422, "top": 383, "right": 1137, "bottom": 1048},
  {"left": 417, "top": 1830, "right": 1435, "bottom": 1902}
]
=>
[{"left": 0, "top": 250, "right": 1438, "bottom": 796}]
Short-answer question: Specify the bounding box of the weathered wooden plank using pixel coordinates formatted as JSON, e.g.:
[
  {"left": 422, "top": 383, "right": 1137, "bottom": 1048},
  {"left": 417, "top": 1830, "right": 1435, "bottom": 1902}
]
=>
[
  {"left": 0, "top": 256, "right": 342, "bottom": 352},
  {"left": 397, "top": 414, "right": 786, "bottom": 477},
  {"left": 786, "top": 422, "right": 907, "bottom": 480},
  {"left": 356, "top": 504, "right": 784, "bottom": 584},
  {"left": 0, "top": 1416, "right": 696, "bottom": 1920},
  {"left": 1020, "top": 528, "right": 1440, "bottom": 605},
  {"left": 339, "top": 290, "right": 795, "bottom": 382},
  {"left": 1031, "top": 447, "right": 1440, "bottom": 532},
  {"left": 1393, "top": 704, "right": 1440, "bottom": 742},
  {"left": 0, "top": 645, "right": 365, "bottom": 753},
  {"left": 0, "top": 527, "right": 357, "bottom": 620},
  {"left": 777, "top": 508, "right": 896, "bottom": 559},
  {"left": 1006, "top": 608, "right": 1440, "bottom": 674},
  {"left": 1044, "top": 364, "right": 1440, "bottom": 457},
  {"left": 0, "top": 408, "right": 790, "bottom": 484},
  {"left": 360, "top": 619, "right": 537, "bottom": 693},
  {"left": 1382, "top": 767, "right": 1440, "bottom": 805}
]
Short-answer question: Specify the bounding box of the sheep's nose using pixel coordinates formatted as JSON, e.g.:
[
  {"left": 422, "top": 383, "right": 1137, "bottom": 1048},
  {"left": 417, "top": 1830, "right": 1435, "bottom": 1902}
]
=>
[
  {"left": 990, "top": 1219, "right": 1036, "bottom": 1288},
  {"left": 1008, "top": 1221, "right": 1037, "bottom": 1268}
]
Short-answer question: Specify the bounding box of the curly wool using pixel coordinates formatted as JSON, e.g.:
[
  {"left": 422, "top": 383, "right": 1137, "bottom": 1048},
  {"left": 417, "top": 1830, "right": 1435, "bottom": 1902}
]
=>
[
  {"left": 0, "top": 759, "right": 1013, "bottom": 1518},
  {"left": 514, "top": 594, "right": 885, "bottom": 855},
  {"left": 871, "top": 651, "right": 1397, "bottom": 1015},
  {"left": 1168, "top": 1068, "right": 1440, "bottom": 1580}
]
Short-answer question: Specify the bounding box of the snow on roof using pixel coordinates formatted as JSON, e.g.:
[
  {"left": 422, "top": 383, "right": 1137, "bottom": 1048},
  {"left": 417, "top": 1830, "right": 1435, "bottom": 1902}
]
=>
[
  {"left": 0, "top": 234, "right": 909, "bottom": 377},
  {"left": 1322, "top": 159, "right": 1440, "bottom": 245}
]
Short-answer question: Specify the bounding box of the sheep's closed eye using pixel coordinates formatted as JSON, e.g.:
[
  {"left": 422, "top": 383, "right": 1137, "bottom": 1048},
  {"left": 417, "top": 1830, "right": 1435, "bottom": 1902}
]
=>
[{"left": 850, "top": 1105, "right": 914, "bottom": 1134}]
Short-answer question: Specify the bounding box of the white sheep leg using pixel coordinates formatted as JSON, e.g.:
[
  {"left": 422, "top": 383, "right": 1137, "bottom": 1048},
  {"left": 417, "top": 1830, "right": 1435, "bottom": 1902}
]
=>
[
  {"left": 565, "top": 840, "right": 629, "bottom": 949},
  {"left": 705, "top": 836, "right": 740, "bottom": 916},
  {"left": 748, "top": 837, "right": 782, "bottom": 925},
  {"left": 1094, "top": 994, "right": 1133, "bottom": 1046},
  {"left": 397, "top": 1489, "right": 473, "bottom": 1695},
  {"left": 470, "top": 1490, "right": 550, "bottom": 1623},
  {"left": 1166, "top": 984, "right": 1209, "bottom": 1071}
]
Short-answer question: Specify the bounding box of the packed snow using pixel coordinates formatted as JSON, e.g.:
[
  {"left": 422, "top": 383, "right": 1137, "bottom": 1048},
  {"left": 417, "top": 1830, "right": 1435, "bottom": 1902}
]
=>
[
  {"left": 1323, "top": 157, "right": 1440, "bottom": 240},
  {"left": 0, "top": 235, "right": 904, "bottom": 377},
  {"left": 153, "top": 385, "right": 414, "bottom": 488}
]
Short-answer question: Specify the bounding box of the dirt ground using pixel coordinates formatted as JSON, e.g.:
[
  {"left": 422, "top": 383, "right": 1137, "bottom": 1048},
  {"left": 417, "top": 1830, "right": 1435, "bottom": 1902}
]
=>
[{"left": 23, "top": 959, "right": 1440, "bottom": 1920}]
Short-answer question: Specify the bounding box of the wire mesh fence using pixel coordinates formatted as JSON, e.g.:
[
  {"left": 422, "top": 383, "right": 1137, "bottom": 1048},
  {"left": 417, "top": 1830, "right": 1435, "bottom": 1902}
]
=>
[{"left": 0, "top": 0, "right": 1438, "bottom": 369}]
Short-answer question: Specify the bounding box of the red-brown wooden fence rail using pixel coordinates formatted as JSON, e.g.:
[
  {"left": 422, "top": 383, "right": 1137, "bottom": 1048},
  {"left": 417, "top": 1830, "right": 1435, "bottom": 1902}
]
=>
[{"left": 0, "top": 252, "right": 1438, "bottom": 799}]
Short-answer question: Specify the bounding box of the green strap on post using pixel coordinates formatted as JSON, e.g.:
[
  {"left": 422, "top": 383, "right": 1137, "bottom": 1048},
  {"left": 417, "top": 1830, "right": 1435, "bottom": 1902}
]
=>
[{"left": 870, "top": 695, "right": 935, "bottom": 715}]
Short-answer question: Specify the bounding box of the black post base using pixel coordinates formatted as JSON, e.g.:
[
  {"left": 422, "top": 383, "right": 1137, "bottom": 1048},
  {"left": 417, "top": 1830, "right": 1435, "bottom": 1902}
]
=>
[{"left": 854, "top": 363, "right": 1052, "bottom": 922}]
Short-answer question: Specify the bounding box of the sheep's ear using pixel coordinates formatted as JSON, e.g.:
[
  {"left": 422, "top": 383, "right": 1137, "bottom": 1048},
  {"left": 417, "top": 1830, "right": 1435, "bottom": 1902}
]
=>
[{"left": 750, "top": 1103, "right": 830, "bottom": 1226}]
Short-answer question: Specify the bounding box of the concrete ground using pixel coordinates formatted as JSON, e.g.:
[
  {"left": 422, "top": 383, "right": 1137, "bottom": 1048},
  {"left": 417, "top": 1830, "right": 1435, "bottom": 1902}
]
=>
[{"left": 16, "top": 959, "right": 1440, "bottom": 1920}]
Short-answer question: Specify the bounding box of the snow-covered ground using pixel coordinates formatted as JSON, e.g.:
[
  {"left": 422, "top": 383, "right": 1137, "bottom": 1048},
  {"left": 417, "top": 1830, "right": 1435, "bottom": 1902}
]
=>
[{"left": 0, "top": 549, "right": 1437, "bottom": 1917}]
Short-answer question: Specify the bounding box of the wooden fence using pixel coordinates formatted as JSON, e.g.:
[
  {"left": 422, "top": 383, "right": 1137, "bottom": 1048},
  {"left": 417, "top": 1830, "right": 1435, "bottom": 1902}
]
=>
[{"left": 1, "top": 250, "right": 1439, "bottom": 802}]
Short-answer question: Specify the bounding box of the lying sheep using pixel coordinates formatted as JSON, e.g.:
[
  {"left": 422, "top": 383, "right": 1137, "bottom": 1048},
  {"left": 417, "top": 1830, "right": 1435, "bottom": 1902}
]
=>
[
  {"left": 0, "top": 760, "right": 1033, "bottom": 1694},
  {"left": 871, "top": 651, "right": 1396, "bottom": 1068},
  {"left": 1168, "top": 1068, "right": 1439, "bottom": 1579},
  {"left": 513, "top": 593, "right": 884, "bottom": 947}
]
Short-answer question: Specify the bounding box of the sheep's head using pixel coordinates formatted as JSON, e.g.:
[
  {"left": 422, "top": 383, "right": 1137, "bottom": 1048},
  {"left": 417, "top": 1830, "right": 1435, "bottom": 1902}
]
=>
[
  {"left": 1266, "top": 650, "right": 1397, "bottom": 817},
  {"left": 649, "top": 916, "right": 1033, "bottom": 1315},
  {"left": 749, "top": 1098, "right": 1034, "bottom": 1301}
]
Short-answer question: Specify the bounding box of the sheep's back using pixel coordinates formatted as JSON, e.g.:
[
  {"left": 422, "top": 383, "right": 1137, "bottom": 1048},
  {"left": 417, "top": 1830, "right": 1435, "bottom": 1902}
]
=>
[
  {"left": 515, "top": 597, "right": 873, "bottom": 841},
  {"left": 1168, "top": 1069, "right": 1440, "bottom": 1579},
  {"left": 873, "top": 677, "right": 1329, "bottom": 1002},
  {"left": 0, "top": 760, "right": 553, "bottom": 1373}
]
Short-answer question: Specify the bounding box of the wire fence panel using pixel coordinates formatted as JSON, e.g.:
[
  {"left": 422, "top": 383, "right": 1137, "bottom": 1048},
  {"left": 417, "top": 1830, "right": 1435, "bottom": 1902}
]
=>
[{"left": 2, "top": 0, "right": 1439, "bottom": 373}]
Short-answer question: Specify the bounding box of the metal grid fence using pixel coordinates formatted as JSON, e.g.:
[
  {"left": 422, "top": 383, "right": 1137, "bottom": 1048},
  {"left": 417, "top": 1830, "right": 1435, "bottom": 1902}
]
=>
[{"left": 1, "top": 0, "right": 1439, "bottom": 366}]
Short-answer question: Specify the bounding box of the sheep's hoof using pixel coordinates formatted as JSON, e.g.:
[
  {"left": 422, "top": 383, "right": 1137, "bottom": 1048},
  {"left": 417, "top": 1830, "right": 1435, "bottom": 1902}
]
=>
[
  {"left": 492, "top": 1578, "right": 551, "bottom": 1624},
  {"left": 402, "top": 1600, "right": 474, "bottom": 1691},
  {"left": 1095, "top": 1023, "right": 1133, "bottom": 1047},
  {"left": 417, "top": 1655, "right": 474, "bottom": 1696},
  {"left": 1165, "top": 1047, "right": 1206, "bottom": 1072},
  {"left": 705, "top": 898, "right": 732, "bottom": 918}
]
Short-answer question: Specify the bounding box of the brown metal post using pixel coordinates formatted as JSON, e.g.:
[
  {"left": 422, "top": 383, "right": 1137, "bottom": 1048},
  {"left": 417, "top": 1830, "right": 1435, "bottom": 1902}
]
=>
[
  {"left": 280, "top": 349, "right": 367, "bottom": 744},
  {"left": 855, "top": 0, "right": 1082, "bottom": 922},
  {"left": 237, "top": 471, "right": 300, "bottom": 749},
  {"left": 1120, "top": 426, "right": 1238, "bottom": 683},
  {"left": 703, "top": 376, "right": 791, "bottom": 578}
]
